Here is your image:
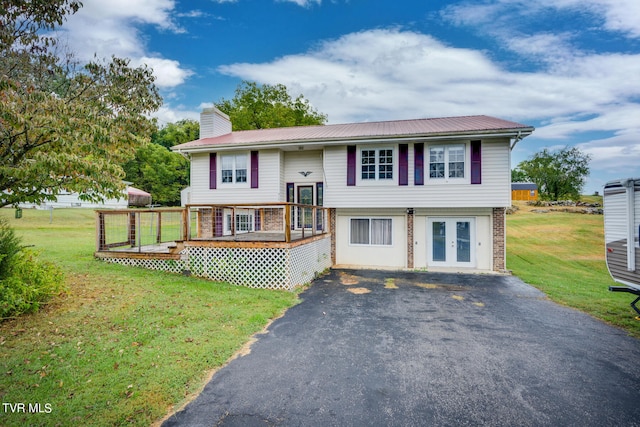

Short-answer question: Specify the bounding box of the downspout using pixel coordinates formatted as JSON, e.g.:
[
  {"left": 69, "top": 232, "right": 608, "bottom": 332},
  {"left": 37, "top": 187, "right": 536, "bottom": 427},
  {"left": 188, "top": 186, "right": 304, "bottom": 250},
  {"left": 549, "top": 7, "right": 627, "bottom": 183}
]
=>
[{"left": 509, "top": 131, "right": 523, "bottom": 151}]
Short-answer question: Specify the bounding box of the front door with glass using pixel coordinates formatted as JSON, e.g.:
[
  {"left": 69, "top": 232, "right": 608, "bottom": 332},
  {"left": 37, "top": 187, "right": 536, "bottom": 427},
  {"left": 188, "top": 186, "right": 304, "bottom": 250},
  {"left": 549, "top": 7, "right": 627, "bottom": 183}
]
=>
[
  {"left": 428, "top": 217, "right": 475, "bottom": 267},
  {"left": 297, "top": 186, "right": 314, "bottom": 229}
]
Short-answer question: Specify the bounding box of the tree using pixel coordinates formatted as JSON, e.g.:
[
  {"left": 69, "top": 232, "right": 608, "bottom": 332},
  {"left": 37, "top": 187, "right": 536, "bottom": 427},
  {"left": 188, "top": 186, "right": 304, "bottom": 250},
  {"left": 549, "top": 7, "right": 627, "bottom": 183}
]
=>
[
  {"left": 0, "top": 0, "right": 162, "bottom": 208},
  {"left": 123, "top": 120, "right": 196, "bottom": 205},
  {"left": 215, "top": 81, "right": 327, "bottom": 130},
  {"left": 152, "top": 119, "right": 199, "bottom": 149},
  {"left": 123, "top": 143, "right": 189, "bottom": 206},
  {"left": 517, "top": 147, "right": 591, "bottom": 201},
  {"left": 511, "top": 168, "right": 528, "bottom": 183}
]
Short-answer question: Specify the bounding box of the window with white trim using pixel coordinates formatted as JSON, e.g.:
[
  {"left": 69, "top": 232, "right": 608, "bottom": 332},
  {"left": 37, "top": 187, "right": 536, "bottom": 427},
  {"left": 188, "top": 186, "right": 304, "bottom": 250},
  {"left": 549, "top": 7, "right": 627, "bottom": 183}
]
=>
[
  {"left": 361, "top": 148, "right": 393, "bottom": 180},
  {"left": 350, "top": 218, "right": 393, "bottom": 246},
  {"left": 221, "top": 154, "right": 247, "bottom": 184},
  {"left": 225, "top": 213, "right": 254, "bottom": 232},
  {"left": 429, "top": 145, "right": 465, "bottom": 179}
]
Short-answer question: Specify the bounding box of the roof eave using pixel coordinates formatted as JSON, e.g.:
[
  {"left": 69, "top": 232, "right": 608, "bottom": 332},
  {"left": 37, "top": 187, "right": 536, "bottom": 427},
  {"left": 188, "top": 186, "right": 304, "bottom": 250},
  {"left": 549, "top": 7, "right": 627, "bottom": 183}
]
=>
[{"left": 172, "top": 127, "right": 534, "bottom": 155}]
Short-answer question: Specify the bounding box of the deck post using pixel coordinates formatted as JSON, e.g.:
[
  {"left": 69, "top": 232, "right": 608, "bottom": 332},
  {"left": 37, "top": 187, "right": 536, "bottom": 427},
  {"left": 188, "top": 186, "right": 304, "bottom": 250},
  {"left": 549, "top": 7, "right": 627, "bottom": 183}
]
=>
[
  {"left": 156, "top": 212, "right": 162, "bottom": 243},
  {"left": 182, "top": 208, "right": 189, "bottom": 241},
  {"left": 137, "top": 211, "right": 141, "bottom": 253},
  {"left": 312, "top": 207, "right": 317, "bottom": 236},
  {"left": 96, "top": 212, "right": 105, "bottom": 251},
  {"left": 231, "top": 207, "right": 235, "bottom": 236},
  {"left": 284, "top": 204, "right": 291, "bottom": 242}
]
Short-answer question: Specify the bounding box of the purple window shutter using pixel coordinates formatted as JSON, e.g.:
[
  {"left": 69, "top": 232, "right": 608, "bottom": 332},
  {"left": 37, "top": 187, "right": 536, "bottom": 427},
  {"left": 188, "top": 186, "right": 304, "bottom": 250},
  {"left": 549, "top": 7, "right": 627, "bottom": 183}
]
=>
[
  {"left": 347, "top": 145, "right": 356, "bottom": 186},
  {"left": 209, "top": 153, "right": 217, "bottom": 189},
  {"left": 286, "top": 183, "right": 294, "bottom": 202},
  {"left": 471, "top": 140, "right": 481, "bottom": 185},
  {"left": 399, "top": 144, "right": 408, "bottom": 186},
  {"left": 414, "top": 143, "right": 424, "bottom": 185},
  {"left": 286, "top": 183, "right": 294, "bottom": 230},
  {"left": 250, "top": 151, "right": 259, "bottom": 188}
]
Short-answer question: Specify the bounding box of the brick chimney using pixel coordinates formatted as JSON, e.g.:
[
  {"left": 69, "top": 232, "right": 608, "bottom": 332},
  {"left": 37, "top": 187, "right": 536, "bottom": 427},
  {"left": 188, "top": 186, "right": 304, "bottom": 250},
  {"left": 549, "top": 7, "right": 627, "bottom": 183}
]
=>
[{"left": 200, "top": 106, "right": 232, "bottom": 138}]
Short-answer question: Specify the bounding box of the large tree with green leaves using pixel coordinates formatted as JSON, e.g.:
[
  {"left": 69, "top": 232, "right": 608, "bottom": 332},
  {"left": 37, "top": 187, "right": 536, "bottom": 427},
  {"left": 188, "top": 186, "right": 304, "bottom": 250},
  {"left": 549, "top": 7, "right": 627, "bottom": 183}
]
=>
[
  {"left": 215, "top": 81, "right": 327, "bottom": 130},
  {"left": 123, "top": 120, "right": 196, "bottom": 206},
  {"left": 0, "top": 0, "right": 162, "bottom": 208},
  {"left": 517, "top": 146, "right": 591, "bottom": 201},
  {"left": 152, "top": 119, "right": 199, "bottom": 149}
]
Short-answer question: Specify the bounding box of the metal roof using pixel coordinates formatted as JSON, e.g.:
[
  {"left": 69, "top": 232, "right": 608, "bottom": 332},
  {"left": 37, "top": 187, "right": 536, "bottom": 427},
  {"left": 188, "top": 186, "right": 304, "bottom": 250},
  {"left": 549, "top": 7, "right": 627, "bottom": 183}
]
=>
[
  {"left": 172, "top": 115, "right": 534, "bottom": 152},
  {"left": 511, "top": 183, "right": 538, "bottom": 190}
]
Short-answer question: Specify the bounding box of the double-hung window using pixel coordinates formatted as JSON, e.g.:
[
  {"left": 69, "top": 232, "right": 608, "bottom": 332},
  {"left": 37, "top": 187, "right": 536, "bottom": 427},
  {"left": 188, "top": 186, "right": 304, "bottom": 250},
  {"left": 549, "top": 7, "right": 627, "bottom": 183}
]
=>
[
  {"left": 361, "top": 148, "right": 393, "bottom": 181},
  {"left": 221, "top": 154, "right": 247, "bottom": 184},
  {"left": 350, "top": 218, "right": 393, "bottom": 246},
  {"left": 429, "top": 145, "right": 465, "bottom": 179}
]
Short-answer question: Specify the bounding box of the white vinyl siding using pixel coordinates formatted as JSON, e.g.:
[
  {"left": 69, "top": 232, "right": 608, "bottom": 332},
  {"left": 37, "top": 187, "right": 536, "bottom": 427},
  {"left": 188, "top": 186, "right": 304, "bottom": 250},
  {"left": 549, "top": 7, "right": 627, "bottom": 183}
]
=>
[
  {"left": 189, "top": 150, "right": 281, "bottom": 204},
  {"left": 283, "top": 151, "right": 323, "bottom": 184},
  {"left": 323, "top": 141, "right": 512, "bottom": 208}
]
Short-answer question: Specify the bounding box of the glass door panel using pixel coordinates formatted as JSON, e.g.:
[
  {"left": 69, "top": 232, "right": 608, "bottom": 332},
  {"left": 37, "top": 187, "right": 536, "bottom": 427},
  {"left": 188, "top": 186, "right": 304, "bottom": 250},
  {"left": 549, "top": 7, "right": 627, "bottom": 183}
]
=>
[
  {"left": 456, "top": 221, "right": 471, "bottom": 262},
  {"left": 432, "top": 221, "right": 447, "bottom": 262},
  {"left": 297, "top": 186, "right": 313, "bottom": 229},
  {"left": 428, "top": 218, "right": 475, "bottom": 267}
]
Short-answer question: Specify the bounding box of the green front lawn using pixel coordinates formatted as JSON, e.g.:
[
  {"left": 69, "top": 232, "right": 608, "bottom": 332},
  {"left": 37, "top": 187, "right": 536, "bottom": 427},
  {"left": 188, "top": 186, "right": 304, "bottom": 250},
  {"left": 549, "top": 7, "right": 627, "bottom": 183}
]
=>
[{"left": 0, "top": 208, "right": 299, "bottom": 426}]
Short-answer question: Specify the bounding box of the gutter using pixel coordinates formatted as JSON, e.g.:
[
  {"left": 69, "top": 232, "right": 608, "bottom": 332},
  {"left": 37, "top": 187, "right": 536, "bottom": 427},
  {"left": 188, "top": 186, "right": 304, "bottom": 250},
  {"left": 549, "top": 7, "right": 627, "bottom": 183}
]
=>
[{"left": 173, "top": 128, "right": 535, "bottom": 155}]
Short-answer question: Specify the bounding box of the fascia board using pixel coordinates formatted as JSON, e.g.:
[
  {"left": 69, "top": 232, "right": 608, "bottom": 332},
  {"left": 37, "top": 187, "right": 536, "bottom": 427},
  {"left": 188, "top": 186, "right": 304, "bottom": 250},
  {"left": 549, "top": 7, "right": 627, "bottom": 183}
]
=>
[{"left": 172, "top": 128, "right": 534, "bottom": 155}]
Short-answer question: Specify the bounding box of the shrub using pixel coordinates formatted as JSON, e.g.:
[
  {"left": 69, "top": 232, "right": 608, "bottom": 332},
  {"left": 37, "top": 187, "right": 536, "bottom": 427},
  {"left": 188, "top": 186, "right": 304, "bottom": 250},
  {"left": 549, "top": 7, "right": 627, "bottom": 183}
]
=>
[
  {"left": 0, "top": 217, "right": 22, "bottom": 280},
  {"left": 0, "top": 219, "right": 66, "bottom": 319}
]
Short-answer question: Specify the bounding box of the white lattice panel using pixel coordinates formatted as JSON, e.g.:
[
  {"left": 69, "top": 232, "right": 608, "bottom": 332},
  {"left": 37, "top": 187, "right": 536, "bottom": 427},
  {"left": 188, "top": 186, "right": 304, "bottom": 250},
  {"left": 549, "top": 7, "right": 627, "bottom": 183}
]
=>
[
  {"left": 287, "top": 237, "right": 332, "bottom": 289},
  {"left": 100, "top": 257, "right": 188, "bottom": 274},
  {"left": 98, "top": 236, "right": 332, "bottom": 290},
  {"left": 186, "top": 246, "right": 288, "bottom": 289}
]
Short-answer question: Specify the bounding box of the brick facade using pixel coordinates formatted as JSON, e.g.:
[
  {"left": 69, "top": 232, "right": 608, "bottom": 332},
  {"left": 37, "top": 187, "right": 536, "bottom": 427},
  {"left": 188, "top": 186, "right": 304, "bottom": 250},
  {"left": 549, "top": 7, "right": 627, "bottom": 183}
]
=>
[
  {"left": 492, "top": 207, "right": 506, "bottom": 272},
  {"left": 407, "top": 210, "right": 414, "bottom": 268},
  {"left": 330, "top": 208, "right": 336, "bottom": 265}
]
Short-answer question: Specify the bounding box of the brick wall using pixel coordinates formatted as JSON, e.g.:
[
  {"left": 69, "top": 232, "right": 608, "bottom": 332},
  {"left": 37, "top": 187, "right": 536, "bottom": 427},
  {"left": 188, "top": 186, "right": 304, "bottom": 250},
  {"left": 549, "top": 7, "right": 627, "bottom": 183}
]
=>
[
  {"left": 407, "top": 210, "right": 414, "bottom": 268},
  {"left": 330, "top": 208, "right": 336, "bottom": 265},
  {"left": 492, "top": 207, "right": 506, "bottom": 272},
  {"left": 261, "top": 208, "right": 284, "bottom": 231}
]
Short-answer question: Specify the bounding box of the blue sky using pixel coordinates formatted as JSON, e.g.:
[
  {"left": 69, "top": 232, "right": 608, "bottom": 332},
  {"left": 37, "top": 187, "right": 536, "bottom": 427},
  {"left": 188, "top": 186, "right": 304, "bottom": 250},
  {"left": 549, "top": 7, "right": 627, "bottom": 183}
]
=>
[{"left": 58, "top": 0, "right": 640, "bottom": 194}]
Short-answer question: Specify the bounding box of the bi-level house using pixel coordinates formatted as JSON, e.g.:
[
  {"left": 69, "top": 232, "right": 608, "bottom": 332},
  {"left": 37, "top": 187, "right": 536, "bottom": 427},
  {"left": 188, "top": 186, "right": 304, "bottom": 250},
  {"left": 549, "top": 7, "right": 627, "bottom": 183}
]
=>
[{"left": 172, "top": 107, "right": 534, "bottom": 274}]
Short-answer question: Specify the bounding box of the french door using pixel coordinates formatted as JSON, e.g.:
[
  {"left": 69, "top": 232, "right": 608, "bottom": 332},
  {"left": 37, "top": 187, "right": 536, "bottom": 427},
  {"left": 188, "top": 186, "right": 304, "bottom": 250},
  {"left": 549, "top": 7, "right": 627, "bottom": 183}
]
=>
[
  {"left": 428, "top": 217, "right": 475, "bottom": 267},
  {"left": 296, "top": 186, "right": 313, "bottom": 229}
]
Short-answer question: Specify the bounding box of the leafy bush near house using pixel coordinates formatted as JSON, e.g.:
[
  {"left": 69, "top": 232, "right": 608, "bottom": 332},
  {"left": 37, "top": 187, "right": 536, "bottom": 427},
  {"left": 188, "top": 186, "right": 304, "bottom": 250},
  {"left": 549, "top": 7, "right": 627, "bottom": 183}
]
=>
[{"left": 0, "top": 218, "right": 65, "bottom": 319}]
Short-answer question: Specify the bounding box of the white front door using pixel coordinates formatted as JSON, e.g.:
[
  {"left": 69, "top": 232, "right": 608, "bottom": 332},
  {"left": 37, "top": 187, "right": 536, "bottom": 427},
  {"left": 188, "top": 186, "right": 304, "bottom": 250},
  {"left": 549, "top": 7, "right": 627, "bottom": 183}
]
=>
[{"left": 428, "top": 217, "right": 476, "bottom": 267}]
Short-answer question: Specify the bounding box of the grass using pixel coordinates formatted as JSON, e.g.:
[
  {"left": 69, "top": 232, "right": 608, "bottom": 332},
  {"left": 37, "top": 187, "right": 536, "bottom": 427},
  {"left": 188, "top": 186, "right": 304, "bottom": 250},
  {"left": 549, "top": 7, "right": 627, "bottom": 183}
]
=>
[
  {"left": 2, "top": 200, "right": 639, "bottom": 424},
  {"left": 507, "top": 199, "right": 640, "bottom": 338},
  {"left": 0, "top": 208, "right": 299, "bottom": 426}
]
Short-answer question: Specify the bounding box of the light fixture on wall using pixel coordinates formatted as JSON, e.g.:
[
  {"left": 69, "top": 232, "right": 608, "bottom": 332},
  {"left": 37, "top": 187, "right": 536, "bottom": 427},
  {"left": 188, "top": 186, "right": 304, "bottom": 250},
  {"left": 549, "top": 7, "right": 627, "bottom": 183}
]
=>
[{"left": 298, "top": 171, "right": 313, "bottom": 177}]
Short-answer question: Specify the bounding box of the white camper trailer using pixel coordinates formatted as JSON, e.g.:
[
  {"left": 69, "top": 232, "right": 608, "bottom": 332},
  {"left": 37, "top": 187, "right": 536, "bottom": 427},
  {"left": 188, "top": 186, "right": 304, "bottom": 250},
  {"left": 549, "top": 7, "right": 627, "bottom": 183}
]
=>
[{"left": 604, "top": 178, "right": 640, "bottom": 316}]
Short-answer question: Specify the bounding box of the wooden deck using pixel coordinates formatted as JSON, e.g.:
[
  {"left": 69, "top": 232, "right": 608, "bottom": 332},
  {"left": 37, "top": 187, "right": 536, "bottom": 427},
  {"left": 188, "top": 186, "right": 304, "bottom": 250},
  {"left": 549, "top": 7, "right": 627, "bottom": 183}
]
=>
[{"left": 192, "top": 231, "right": 310, "bottom": 242}]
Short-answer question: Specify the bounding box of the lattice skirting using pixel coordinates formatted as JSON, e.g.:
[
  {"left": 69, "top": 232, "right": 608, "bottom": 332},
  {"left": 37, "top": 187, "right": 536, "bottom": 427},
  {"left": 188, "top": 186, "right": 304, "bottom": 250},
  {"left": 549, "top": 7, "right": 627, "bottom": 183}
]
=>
[
  {"left": 100, "top": 256, "right": 189, "bottom": 275},
  {"left": 99, "top": 236, "right": 332, "bottom": 291}
]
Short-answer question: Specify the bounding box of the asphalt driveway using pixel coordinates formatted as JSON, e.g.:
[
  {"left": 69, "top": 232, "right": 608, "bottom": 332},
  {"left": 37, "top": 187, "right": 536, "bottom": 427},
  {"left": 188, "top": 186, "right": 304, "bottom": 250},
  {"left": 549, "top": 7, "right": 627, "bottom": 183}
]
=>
[{"left": 163, "top": 269, "right": 640, "bottom": 426}]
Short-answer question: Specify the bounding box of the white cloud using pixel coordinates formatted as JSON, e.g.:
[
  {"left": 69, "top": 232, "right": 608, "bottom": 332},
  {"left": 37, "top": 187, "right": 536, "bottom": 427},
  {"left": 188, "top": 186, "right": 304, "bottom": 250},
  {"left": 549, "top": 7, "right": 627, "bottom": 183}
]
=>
[
  {"left": 442, "top": 0, "right": 640, "bottom": 40},
  {"left": 57, "top": 0, "right": 193, "bottom": 90},
  {"left": 155, "top": 105, "right": 200, "bottom": 126},
  {"left": 217, "top": 27, "right": 640, "bottom": 174},
  {"left": 135, "top": 57, "right": 194, "bottom": 88},
  {"left": 218, "top": 29, "right": 640, "bottom": 121},
  {"left": 277, "top": 0, "right": 321, "bottom": 6},
  {"left": 592, "top": 0, "right": 640, "bottom": 38}
]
